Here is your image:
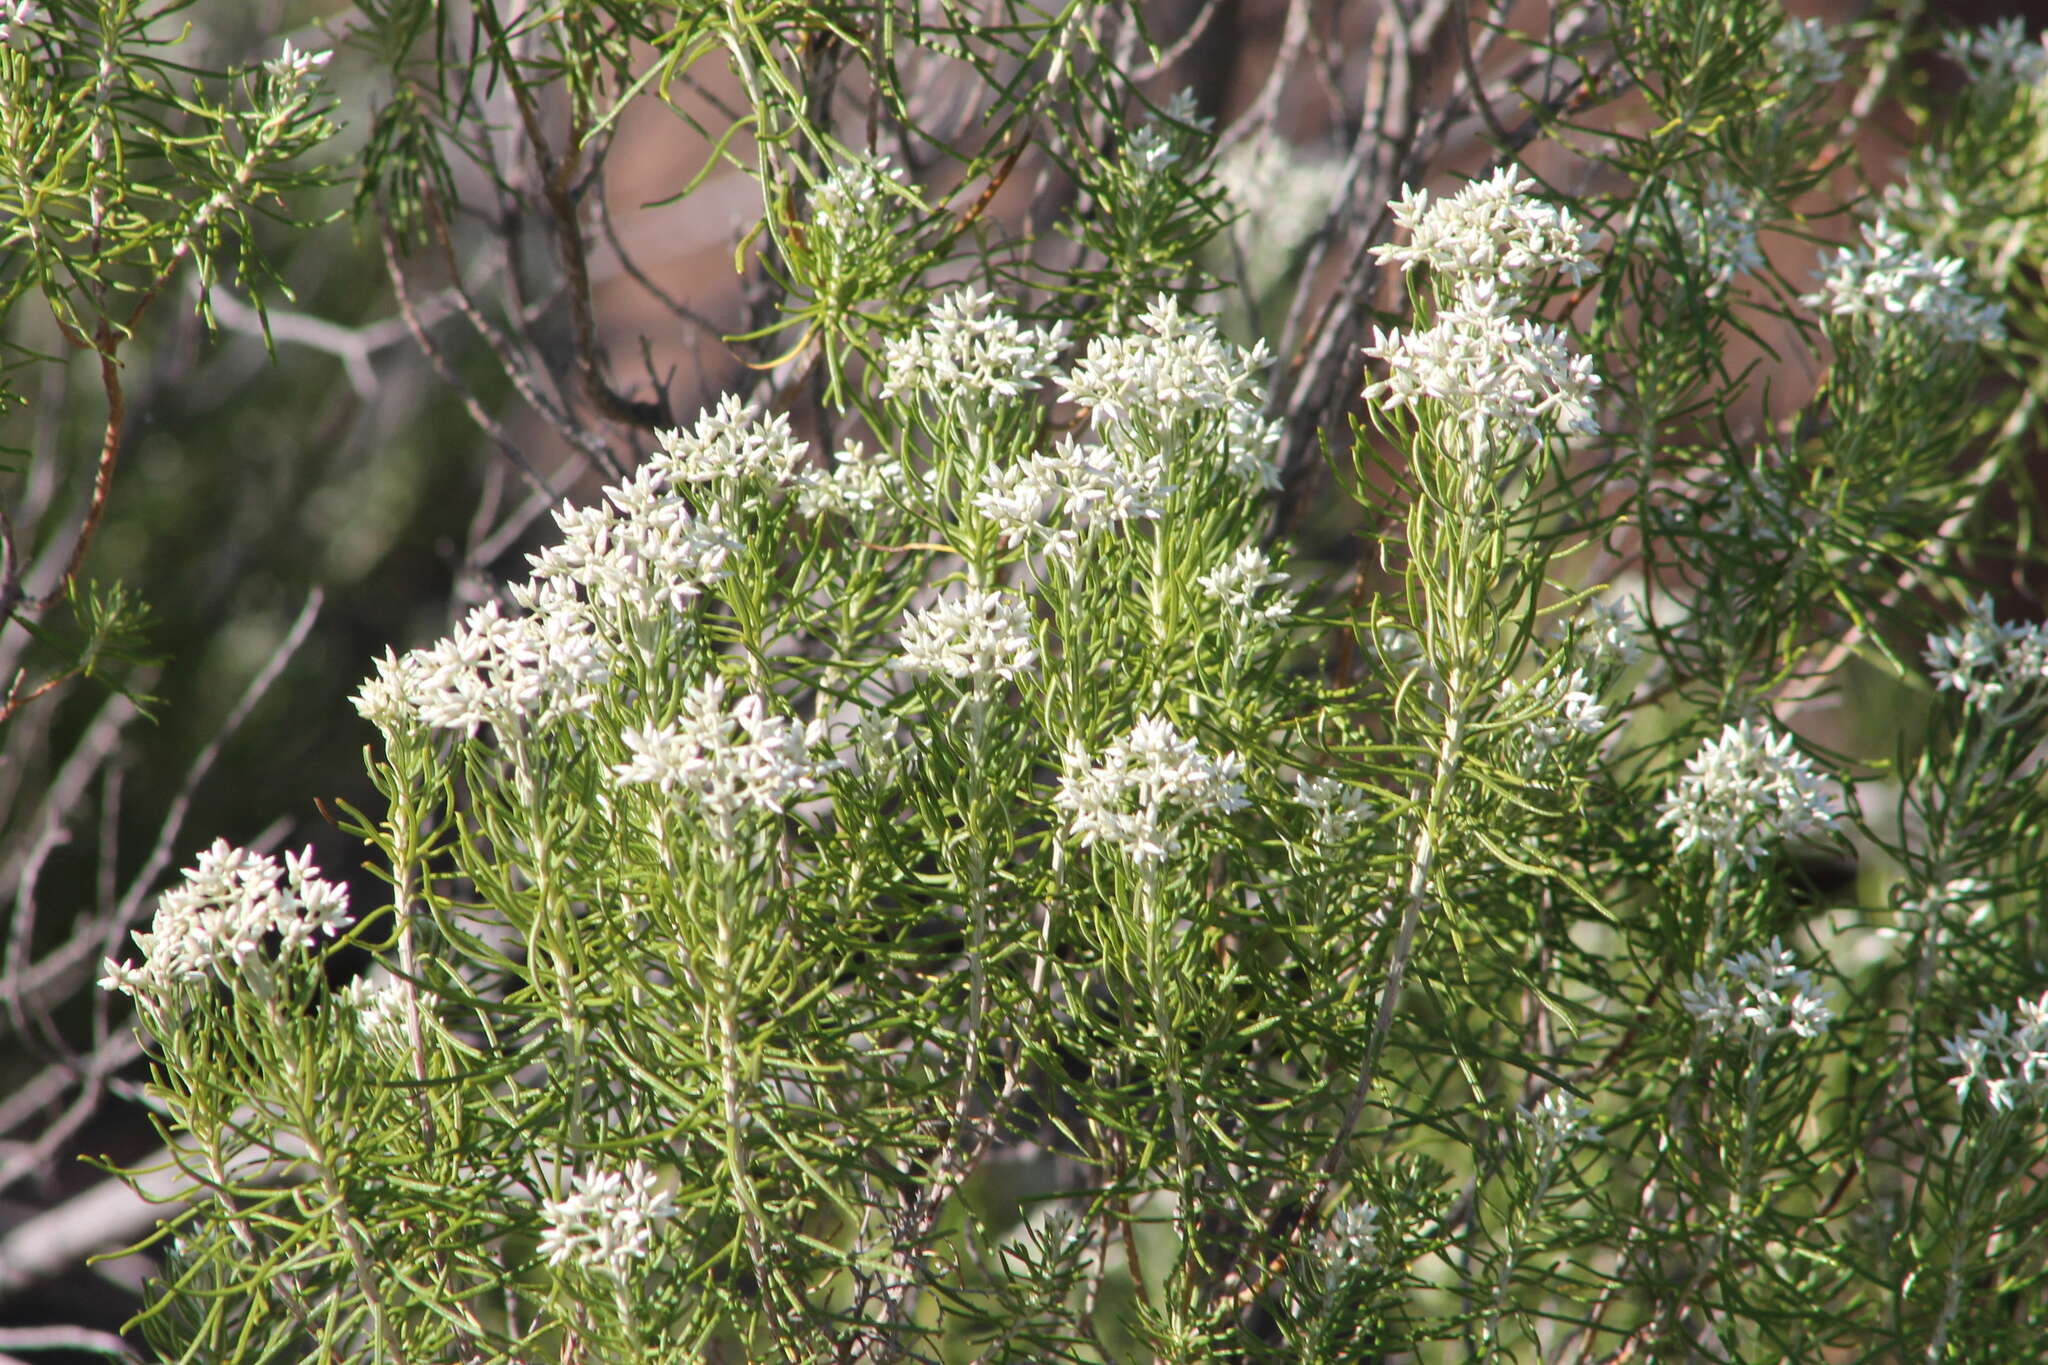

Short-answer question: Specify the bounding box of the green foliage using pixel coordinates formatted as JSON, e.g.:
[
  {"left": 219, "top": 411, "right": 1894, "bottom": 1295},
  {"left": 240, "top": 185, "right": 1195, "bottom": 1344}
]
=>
[{"left": 78, "top": 2, "right": 2048, "bottom": 1362}]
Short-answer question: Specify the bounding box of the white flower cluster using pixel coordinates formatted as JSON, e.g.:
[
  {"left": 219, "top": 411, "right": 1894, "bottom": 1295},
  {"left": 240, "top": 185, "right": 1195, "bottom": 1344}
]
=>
[
  {"left": 1054, "top": 715, "right": 1247, "bottom": 865},
  {"left": 1668, "top": 178, "right": 1763, "bottom": 295},
  {"left": 1924, "top": 595, "right": 2048, "bottom": 711},
  {"left": 1518, "top": 1090, "right": 1597, "bottom": 1155},
  {"left": 264, "top": 39, "right": 332, "bottom": 88},
  {"left": 1198, "top": 545, "right": 1294, "bottom": 633},
  {"left": 1898, "top": 876, "right": 1992, "bottom": 924},
  {"left": 1940, "top": 991, "right": 2048, "bottom": 1113},
  {"left": 653, "top": 394, "right": 808, "bottom": 488},
  {"left": 518, "top": 463, "right": 737, "bottom": 623},
  {"left": 898, "top": 587, "right": 1037, "bottom": 688},
  {"left": 354, "top": 601, "right": 609, "bottom": 741},
  {"left": 879, "top": 289, "right": 1071, "bottom": 407},
  {"left": 1061, "top": 296, "right": 1281, "bottom": 487},
  {"left": 1801, "top": 218, "right": 2004, "bottom": 347},
  {"left": 1124, "top": 91, "right": 1209, "bottom": 180},
  {"left": 1321, "top": 1201, "right": 1381, "bottom": 1281},
  {"left": 1656, "top": 719, "right": 1842, "bottom": 868},
  {"left": 1293, "top": 773, "right": 1372, "bottom": 846},
  {"left": 612, "top": 677, "right": 824, "bottom": 833},
  {"left": 1364, "top": 280, "right": 1601, "bottom": 442},
  {"left": 807, "top": 156, "right": 910, "bottom": 274},
  {"left": 1371, "top": 168, "right": 1599, "bottom": 290},
  {"left": 1942, "top": 17, "right": 2048, "bottom": 90},
  {"left": 1678, "top": 938, "right": 1835, "bottom": 1045},
  {"left": 793, "top": 441, "right": 904, "bottom": 522},
  {"left": 339, "top": 975, "right": 414, "bottom": 1051},
  {"left": 976, "top": 435, "right": 1170, "bottom": 561},
  {"left": 538, "top": 1160, "right": 677, "bottom": 1279},
  {"left": 99, "top": 841, "right": 351, "bottom": 1002},
  {"left": 1568, "top": 596, "right": 1642, "bottom": 673},
  {"left": 1769, "top": 18, "right": 1844, "bottom": 89},
  {"left": 1507, "top": 666, "right": 1608, "bottom": 752}
]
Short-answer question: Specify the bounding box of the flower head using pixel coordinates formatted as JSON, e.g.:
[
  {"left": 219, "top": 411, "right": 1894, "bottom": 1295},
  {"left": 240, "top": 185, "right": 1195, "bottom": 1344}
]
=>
[
  {"left": 611, "top": 677, "right": 823, "bottom": 834},
  {"left": 1667, "top": 178, "right": 1763, "bottom": 295},
  {"left": 1293, "top": 773, "right": 1371, "bottom": 846},
  {"left": 898, "top": 588, "right": 1037, "bottom": 688},
  {"left": 264, "top": 39, "right": 332, "bottom": 88},
  {"left": 1942, "top": 18, "right": 2048, "bottom": 90},
  {"left": 538, "top": 1160, "right": 677, "bottom": 1279},
  {"left": 1656, "top": 719, "right": 1842, "bottom": 868},
  {"left": 1061, "top": 297, "right": 1280, "bottom": 487},
  {"left": 1801, "top": 218, "right": 2003, "bottom": 347},
  {"left": 1770, "top": 18, "right": 1843, "bottom": 89},
  {"left": 1197, "top": 544, "right": 1294, "bottom": 634},
  {"left": 1054, "top": 715, "right": 1247, "bottom": 865},
  {"left": 99, "top": 841, "right": 351, "bottom": 1004},
  {"left": 652, "top": 394, "right": 808, "bottom": 489},
  {"left": 974, "top": 435, "right": 1171, "bottom": 561},
  {"left": 793, "top": 441, "right": 905, "bottom": 522},
  {"left": 1924, "top": 595, "right": 2048, "bottom": 712},
  {"left": 516, "top": 462, "right": 737, "bottom": 625},
  {"left": 1371, "top": 168, "right": 1599, "bottom": 292},
  {"left": 396, "top": 601, "right": 609, "bottom": 740},
  {"left": 1363, "top": 279, "right": 1601, "bottom": 442},
  {"left": 1519, "top": 1090, "right": 1598, "bottom": 1156},
  {"left": 879, "top": 289, "right": 1070, "bottom": 407},
  {"left": 1940, "top": 991, "right": 2048, "bottom": 1113},
  {"left": 1678, "top": 938, "right": 1835, "bottom": 1045}
]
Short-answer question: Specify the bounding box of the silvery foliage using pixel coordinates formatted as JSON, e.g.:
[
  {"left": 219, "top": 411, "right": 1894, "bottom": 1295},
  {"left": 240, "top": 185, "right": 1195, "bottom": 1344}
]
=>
[{"left": 95, "top": 6, "right": 2048, "bottom": 1363}]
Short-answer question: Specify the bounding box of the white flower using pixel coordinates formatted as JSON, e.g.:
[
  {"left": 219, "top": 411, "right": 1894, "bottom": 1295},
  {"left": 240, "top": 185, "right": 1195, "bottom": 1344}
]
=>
[
  {"left": 1769, "top": 18, "right": 1843, "bottom": 89},
  {"left": 1942, "top": 18, "right": 2048, "bottom": 90},
  {"left": 1568, "top": 596, "right": 1642, "bottom": 672},
  {"left": 352, "top": 647, "right": 428, "bottom": 735},
  {"left": 1801, "top": 218, "right": 2003, "bottom": 347},
  {"left": 1679, "top": 938, "right": 1835, "bottom": 1045},
  {"left": 1509, "top": 666, "right": 1608, "bottom": 751},
  {"left": 806, "top": 156, "right": 911, "bottom": 280},
  {"left": 1897, "top": 876, "right": 1992, "bottom": 923},
  {"left": 879, "top": 290, "right": 1070, "bottom": 406},
  {"left": 1668, "top": 178, "right": 1763, "bottom": 294},
  {"left": 1656, "top": 719, "right": 1842, "bottom": 868},
  {"left": 1364, "top": 279, "right": 1601, "bottom": 441},
  {"left": 1061, "top": 296, "right": 1281, "bottom": 487},
  {"left": 793, "top": 440, "right": 905, "bottom": 521},
  {"left": 340, "top": 976, "right": 415, "bottom": 1050},
  {"left": 898, "top": 588, "right": 1037, "bottom": 688},
  {"left": 99, "top": 841, "right": 351, "bottom": 1004},
  {"left": 403, "top": 601, "right": 609, "bottom": 740},
  {"left": 1054, "top": 715, "right": 1248, "bottom": 865},
  {"left": 264, "top": 39, "right": 332, "bottom": 87},
  {"left": 1198, "top": 545, "right": 1294, "bottom": 632},
  {"left": 1321, "top": 1201, "right": 1381, "bottom": 1286},
  {"left": 611, "top": 677, "right": 822, "bottom": 833},
  {"left": 1293, "top": 773, "right": 1371, "bottom": 846},
  {"left": 538, "top": 1160, "right": 677, "bottom": 1279},
  {"left": 1519, "top": 1090, "right": 1598, "bottom": 1154},
  {"left": 1125, "top": 88, "right": 1211, "bottom": 179},
  {"left": 1940, "top": 991, "right": 2048, "bottom": 1113},
  {"left": 653, "top": 394, "right": 808, "bottom": 488},
  {"left": 974, "top": 435, "right": 1171, "bottom": 560},
  {"left": 1371, "top": 168, "right": 1599, "bottom": 291},
  {"left": 516, "top": 462, "right": 737, "bottom": 624},
  {"left": 1924, "top": 595, "right": 2048, "bottom": 711}
]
